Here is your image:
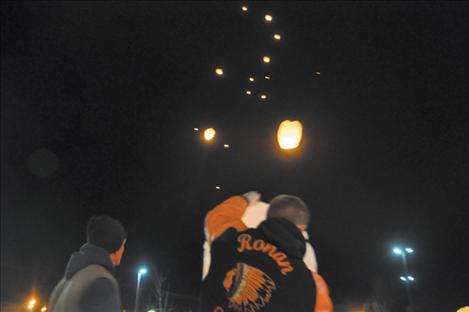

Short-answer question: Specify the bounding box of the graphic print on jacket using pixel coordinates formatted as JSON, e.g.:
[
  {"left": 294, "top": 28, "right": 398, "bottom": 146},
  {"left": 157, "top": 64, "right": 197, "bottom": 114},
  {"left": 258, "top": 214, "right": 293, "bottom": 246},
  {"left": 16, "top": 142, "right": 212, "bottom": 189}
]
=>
[
  {"left": 223, "top": 263, "right": 276, "bottom": 312},
  {"left": 201, "top": 217, "right": 316, "bottom": 312}
]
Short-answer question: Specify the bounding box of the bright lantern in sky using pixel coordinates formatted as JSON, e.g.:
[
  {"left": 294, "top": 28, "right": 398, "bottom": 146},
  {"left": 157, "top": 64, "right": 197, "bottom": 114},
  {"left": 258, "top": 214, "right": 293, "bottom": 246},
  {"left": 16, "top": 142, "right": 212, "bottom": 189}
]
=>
[
  {"left": 260, "top": 94, "right": 267, "bottom": 100},
  {"left": 263, "top": 56, "right": 271, "bottom": 63},
  {"left": 249, "top": 77, "right": 255, "bottom": 82},
  {"left": 273, "top": 33, "right": 281, "bottom": 40},
  {"left": 215, "top": 68, "right": 224, "bottom": 76},
  {"left": 277, "top": 120, "right": 303, "bottom": 150},
  {"left": 246, "top": 90, "right": 252, "bottom": 95},
  {"left": 203, "top": 128, "right": 216, "bottom": 141},
  {"left": 241, "top": 6, "right": 248, "bottom": 12},
  {"left": 265, "top": 14, "right": 273, "bottom": 22}
]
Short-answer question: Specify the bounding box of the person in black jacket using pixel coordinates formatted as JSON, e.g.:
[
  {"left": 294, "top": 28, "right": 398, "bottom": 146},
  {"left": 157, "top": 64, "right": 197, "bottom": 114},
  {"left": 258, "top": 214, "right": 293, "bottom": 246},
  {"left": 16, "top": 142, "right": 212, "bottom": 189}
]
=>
[
  {"left": 49, "top": 216, "right": 127, "bottom": 312},
  {"left": 201, "top": 192, "right": 332, "bottom": 312}
]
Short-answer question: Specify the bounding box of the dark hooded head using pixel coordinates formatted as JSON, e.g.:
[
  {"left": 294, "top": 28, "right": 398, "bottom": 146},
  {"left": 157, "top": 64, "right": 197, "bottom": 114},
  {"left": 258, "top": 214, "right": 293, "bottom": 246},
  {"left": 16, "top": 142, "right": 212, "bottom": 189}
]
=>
[
  {"left": 87, "top": 216, "right": 126, "bottom": 253},
  {"left": 267, "top": 195, "right": 310, "bottom": 229}
]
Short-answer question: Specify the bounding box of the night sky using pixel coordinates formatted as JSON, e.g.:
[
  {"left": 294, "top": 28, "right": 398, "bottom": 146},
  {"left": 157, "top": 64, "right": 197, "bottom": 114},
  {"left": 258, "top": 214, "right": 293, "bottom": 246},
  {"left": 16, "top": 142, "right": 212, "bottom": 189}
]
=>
[{"left": 1, "top": 2, "right": 468, "bottom": 311}]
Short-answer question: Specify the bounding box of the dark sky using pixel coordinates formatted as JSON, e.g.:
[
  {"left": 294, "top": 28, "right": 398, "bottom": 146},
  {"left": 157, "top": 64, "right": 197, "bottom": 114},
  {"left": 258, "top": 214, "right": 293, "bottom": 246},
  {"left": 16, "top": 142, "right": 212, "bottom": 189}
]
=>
[{"left": 1, "top": 2, "right": 468, "bottom": 311}]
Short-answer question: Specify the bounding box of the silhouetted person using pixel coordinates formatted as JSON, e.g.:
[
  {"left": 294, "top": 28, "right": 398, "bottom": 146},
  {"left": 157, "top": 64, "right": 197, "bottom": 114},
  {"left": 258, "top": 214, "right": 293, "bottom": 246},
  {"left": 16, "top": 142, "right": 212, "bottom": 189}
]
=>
[
  {"left": 201, "top": 191, "right": 332, "bottom": 312},
  {"left": 49, "top": 216, "right": 126, "bottom": 312}
]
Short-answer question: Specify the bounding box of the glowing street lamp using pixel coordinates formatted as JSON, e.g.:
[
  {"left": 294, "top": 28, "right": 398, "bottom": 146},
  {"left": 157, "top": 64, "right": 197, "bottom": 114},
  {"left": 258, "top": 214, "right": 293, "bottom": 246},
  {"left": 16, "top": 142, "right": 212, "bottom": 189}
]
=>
[
  {"left": 265, "top": 14, "right": 273, "bottom": 22},
  {"left": 215, "top": 68, "right": 224, "bottom": 76},
  {"left": 277, "top": 120, "right": 303, "bottom": 150},
  {"left": 203, "top": 128, "right": 216, "bottom": 141},
  {"left": 135, "top": 267, "right": 148, "bottom": 312},
  {"left": 263, "top": 56, "right": 271, "bottom": 63},
  {"left": 392, "top": 246, "right": 415, "bottom": 310}
]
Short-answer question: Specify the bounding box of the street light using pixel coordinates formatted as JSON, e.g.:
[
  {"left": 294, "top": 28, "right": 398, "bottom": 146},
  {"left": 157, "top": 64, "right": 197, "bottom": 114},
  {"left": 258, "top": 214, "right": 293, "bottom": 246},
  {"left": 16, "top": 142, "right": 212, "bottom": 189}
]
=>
[
  {"left": 392, "top": 246, "right": 415, "bottom": 311},
  {"left": 135, "top": 266, "right": 148, "bottom": 312}
]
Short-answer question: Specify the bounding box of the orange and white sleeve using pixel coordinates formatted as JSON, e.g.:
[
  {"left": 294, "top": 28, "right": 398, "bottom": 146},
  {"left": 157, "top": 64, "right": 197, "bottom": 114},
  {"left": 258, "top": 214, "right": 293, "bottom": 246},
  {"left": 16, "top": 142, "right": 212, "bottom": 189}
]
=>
[
  {"left": 313, "top": 272, "right": 333, "bottom": 312},
  {"left": 205, "top": 196, "right": 249, "bottom": 244}
]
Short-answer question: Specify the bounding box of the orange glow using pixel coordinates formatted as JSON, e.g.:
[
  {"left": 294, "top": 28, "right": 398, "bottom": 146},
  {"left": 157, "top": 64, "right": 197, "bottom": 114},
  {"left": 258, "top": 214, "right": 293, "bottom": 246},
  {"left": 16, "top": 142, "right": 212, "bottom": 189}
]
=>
[
  {"left": 263, "top": 56, "right": 271, "bottom": 63},
  {"left": 265, "top": 14, "right": 273, "bottom": 22},
  {"left": 215, "top": 68, "right": 224, "bottom": 76},
  {"left": 41, "top": 307, "right": 48, "bottom": 312},
  {"left": 203, "top": 128, "right": 216, "bottom": 141},
  {"left": 277, "top": 120, "right": 303, "bottom": 150}
]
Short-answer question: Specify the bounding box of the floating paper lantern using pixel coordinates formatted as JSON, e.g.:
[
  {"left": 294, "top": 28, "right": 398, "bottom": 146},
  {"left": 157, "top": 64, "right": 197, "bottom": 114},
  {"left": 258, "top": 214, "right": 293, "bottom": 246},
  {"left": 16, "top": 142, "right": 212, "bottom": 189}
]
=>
[
  {"left": 277, "top": 120, "right": 303, "bottom": 150},
  {"left": 204, "top": 128, "right": 216, "bottom": 141},
  {"left": 263, "top": 56, "right": 271, "bottom": 63},
  {"left": 265, "top": 14, "right": 273, "bottom": 22},
  {"left": 215, "top": 68, "right": 224, "bottom": 76}
]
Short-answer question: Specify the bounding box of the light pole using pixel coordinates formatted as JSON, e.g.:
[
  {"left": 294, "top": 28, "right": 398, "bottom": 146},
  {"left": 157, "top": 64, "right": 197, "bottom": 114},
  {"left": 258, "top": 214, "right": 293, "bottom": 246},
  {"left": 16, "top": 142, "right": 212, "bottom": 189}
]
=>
[
  {"left": 135, "top": 267, "right": 148, "bottom": 312},
  {"left": 393, "top": 247, "right": 415, "bottom": 311}
]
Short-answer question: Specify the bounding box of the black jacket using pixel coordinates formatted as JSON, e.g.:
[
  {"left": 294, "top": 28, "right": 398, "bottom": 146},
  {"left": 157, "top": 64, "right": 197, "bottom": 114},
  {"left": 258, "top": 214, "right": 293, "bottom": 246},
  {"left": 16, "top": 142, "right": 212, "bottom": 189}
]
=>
[{"left": 201, "top": 218, "right": 316, "bottom": 312}]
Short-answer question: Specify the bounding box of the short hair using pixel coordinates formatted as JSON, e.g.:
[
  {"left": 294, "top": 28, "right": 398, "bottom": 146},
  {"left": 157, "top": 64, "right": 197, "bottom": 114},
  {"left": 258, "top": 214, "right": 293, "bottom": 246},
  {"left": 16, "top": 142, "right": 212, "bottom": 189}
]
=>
[
  {"left": 267, "top": 195, "right": 310, "bottom": 227},
  {"left": 87, "top": 216, "right": 126, "bottom": 253}
]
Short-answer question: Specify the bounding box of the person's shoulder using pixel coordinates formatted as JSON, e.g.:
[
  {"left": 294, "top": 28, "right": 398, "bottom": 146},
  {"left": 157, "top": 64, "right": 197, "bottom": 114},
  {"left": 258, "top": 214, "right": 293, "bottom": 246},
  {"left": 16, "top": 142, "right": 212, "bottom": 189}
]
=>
[{"left": 81, "top": 277, "right": 119, "bottom": 309}]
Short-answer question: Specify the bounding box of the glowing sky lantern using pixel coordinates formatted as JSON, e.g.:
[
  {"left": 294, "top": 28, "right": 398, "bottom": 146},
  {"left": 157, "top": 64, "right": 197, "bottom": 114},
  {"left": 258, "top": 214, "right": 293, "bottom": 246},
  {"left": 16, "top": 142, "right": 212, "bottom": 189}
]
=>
[
  {"left": 241, "top": 5, "right": 248, "bottom": 12},
  {"left": 215, "top": 68, "right": 224, "bottom": 76},
  {"left": 203, "top": 128, "right": 216, "bottom": 141},
  {"left": 246, "top": 90, "right": 252, "bottom": 95},
  {"left": 264, "top": 76, "right": 271, "bottom": 80},
  {"left": 249, "top": 77, "right": 255, "bottom": 82},
  {"left": 277, "top": 120, "right": 303, "bottom": 150},
  {"left": 263, "top": 56, "right": 271, "bottom": 63},
  {"left": 223, "top": 144, "right": 230, "bottom": 148},
  {"left": 260, "top": 94, "right": 267, "bottom": 100},
  {"left": 193, "top": 127, "right": 199, "bottom": 131},
  {"left": 265, "top": 14, "right": 273, "bottom": 22},
  {"left": 273, "top": 33, "right": 281, "bottom": 40}
]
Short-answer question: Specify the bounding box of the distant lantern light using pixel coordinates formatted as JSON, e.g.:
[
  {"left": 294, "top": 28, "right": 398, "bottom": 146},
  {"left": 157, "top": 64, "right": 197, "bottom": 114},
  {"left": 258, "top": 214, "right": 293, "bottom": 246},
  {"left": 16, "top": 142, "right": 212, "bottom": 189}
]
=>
[
  {"left": 203, "top": 128, "right": 216, "bottom": 141},
  {"left": 215, "top": 68, "right": 224, "bottom": 76},
  {"left": 264, "top": 76, "right": 271, "bottom": 80},
  {"left": 315, "top": 71, "right": 321, "bottom": 75},
  {"left": 277, "top": 120, "right": 303, "bottom": 150},
  {"left": 273, "top": 33, "right": 281, "bottom": 40},
  {"left": 263, "top": 56, "right": 271, "bottom": 63},
  {"left": 241, "top": 5, "right": 248, "bottom": 12},
  {"left": 249, "top": 77, "right": 255, "bottom": 82},
  {"left": 223, "top": 144, "right": 230, "bottom": 148},
  {"left": 246, "top": 90, "right": 252, "bottom": 95},
  {"left": 41, "top": 307, "right": 47, "bottom": 312},
  {"left": 265, "top": 14, "right": 273, "bottom": 22},
  {"left": 457, "top": 307, "right": 469, "bottom": 312},
  {"left": 215, "top": 186, "right": 221, "bottom": 190},
  {"left": 194, "top": 127, "right": 199, "bottom": 131},
  {"left": 260, "top": 94, "right": 267, "bottom": 100}
]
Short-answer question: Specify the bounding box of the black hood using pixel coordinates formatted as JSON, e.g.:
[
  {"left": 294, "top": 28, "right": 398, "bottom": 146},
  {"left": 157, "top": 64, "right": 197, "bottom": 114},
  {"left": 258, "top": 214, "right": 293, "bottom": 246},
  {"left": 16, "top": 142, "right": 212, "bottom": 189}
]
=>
[
  {"left": 64, "top": 243, "right": 115, "bottom": 279},
  {"left": 257, "top": 218, "right": 306, "bottom": 259}
]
